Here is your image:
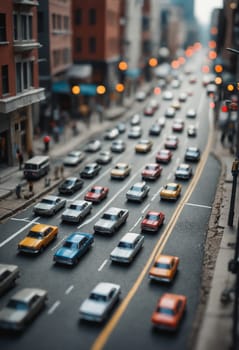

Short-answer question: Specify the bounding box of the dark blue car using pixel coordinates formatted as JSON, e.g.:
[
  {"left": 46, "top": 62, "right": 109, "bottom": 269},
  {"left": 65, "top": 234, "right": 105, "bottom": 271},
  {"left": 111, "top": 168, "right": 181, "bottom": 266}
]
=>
[{"left": 53, "top": 232, "right": 94, "bottom": 265}]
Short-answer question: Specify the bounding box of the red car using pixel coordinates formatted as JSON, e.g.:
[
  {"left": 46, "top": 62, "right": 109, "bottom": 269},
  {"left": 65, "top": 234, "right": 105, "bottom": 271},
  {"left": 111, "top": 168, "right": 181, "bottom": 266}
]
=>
[
  {"left": 84, "top": 185, "right": 109, "bottom": 203},
  {"left": 151, "top": 293, "right": 187, "bottom": 330},
  {"left": 164, "top": 135, "right": 179, "bottom": 150},
  {"left": 141, "top": 211, "right": 165, "bottom": 232},
  {"left": 141, "top": 163, "right": 163, "bottom": 181},
  {"left": 156, "top": 149, "right": 173, "bottom": 164},
  {"left": 172, "top": 119, "right": 184, "bottom": 132},
  {"left": 144, "top": 105, "right": 154, "bottom": 116}
]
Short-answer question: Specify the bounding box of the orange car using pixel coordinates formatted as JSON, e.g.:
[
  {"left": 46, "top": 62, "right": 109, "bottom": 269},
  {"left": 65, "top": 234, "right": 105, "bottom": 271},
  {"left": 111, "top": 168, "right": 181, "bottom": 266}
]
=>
[
  {"left": 18, "top": 224, "right": 58, "bottom": 254},
  {"left": 151, "top": 293, "right": 187, "bottom": 330},
  {"left": 149, "top": 255, "right": 179, "bottom": 282}
]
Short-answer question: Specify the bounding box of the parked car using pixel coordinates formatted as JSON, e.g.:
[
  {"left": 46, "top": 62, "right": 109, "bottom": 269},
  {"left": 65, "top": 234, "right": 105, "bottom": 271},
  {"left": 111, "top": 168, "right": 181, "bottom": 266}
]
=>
[
  {"left": 95, "top": 151, "right": 112, "bottom": 165},
  {"left": 94, "top": 207, "right": 129, "bottom": 235},
  {"left": 156, "top": 149, "right": 173, "bottom": 164},
  {"left": 79, "top": 282, "right": 121, "bottom": 322},
  {"left": 84, "top": 185, "right": 109, "bottom": 203},
  {"left": 111, "top": 139, "right": 126, "bottom": 153},
  {"left": 126, "top": 181, "right": 150, "bottom": 202},
  {"left": 53, "top": 232, "right": 94, "bottom": 266},
  {"left": 160, "top": 182, "right": 182, "bottom": 200},
  {"left": 104, "top": 127, "right": 119, "bottom": 140},
  {"left": 141, "top": 211, "right": 165, "bottom": 232},
  {"left": 18, "top": 224, "right": 58, "bottom": 254},
  {"left": 175, "top": 163, "right": 193, "bottom": 180},
  {"left": 151, "top": 293, "right": 187, "bottom": 330},
  {"left": 63, "top": 150, "right": 85, "bottom": 166},
  {"left": 61, "top": 200, "right": 92, "bottom": 223},
  {"left": 33, "top": 195, "right": 66, "bottom": 216},
  {"left": 80, "top": 162, "right": 101, "bottom": 178},
  {"left": 0, "top": 288, "right": 48, "bottom": 331},
  {"left": 84, "top": 139, "right": 101, "bottom": 152},
  {"left": 141, "top": 163, "right": 163, "bottom": 181},
  {"left": 149, "top": 255, "right": 179, "bottom": 282},
  {"left": 184, "top": 147, "right": 201, "bottom": 162},
  {"left": 111, "top": 162, "right": 131, "bottom": 180},
  {"left": 110, "top": 232, "right": 144, "bottom": 263},
  {"left": 128, "top": 126, "right": 143, "bottom": 139},
  {"left": 135, "top": 139, "right": 153, "bottom": 153},
  {"left": 58, "top": 177, "right": 84, "bottom": 195},
  {"left": 164, "top": 135, "right": 179, "bottom": 150},
  {"left": 0, "top": 264, "right": 20, "bottom": 296}
]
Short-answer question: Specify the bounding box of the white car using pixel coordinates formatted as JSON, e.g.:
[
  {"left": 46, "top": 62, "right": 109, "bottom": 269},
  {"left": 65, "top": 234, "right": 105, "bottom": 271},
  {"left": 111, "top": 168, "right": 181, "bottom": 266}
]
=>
[
  {"left": 63, "top": 150, "right": 85, "bottom": 166},
  {"left": 135, "top": 91, "right": 146, "bottom": 101},
  {"left": 0, "top": 264, "right": 20, "bottom": 296},
  {"left": 126, "top": 181, "right": 150, "bottom": 202},
  {"left": 111, "top": 140, "right": 126, "bottom": 153},
  {"left": 61, "top": 200, "right": 92, "bottom": 223},
  {"left": 110, "top": 232, "right": 144, "bottom": 263},
  {"left": 94, "top": 207, "right": 129, "bottom": 235},
  {"left": 79, "top": 282, "right": 121, "bottom": 322},
  {"left": 175, "top": 163, "right": 193, "bottom": 180},
  {"left": 104, "top": 128, "right": 119, "bottom": 140},
  {"left": 33, "top": 195, "right": 66, "bottom": 216}
]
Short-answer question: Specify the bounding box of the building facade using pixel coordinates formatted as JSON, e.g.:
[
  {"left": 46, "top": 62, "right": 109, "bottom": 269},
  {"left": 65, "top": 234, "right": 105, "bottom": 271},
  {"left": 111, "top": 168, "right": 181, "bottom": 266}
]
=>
[{"left": 0, "top": 0, "right": 44, "bottom": 166}]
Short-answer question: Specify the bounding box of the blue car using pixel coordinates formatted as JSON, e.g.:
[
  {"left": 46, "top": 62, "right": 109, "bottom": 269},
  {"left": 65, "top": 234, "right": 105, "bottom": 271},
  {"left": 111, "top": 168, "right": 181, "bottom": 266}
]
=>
[{"left": 53, "top": 232, "right": 94, "bottom": 265}]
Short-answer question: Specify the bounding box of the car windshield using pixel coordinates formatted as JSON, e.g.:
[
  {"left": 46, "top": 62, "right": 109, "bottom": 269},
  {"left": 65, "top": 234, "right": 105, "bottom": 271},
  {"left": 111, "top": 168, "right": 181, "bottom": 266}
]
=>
[
  {"left": 63, "top": 241, "right": 76, "bottom": 249},
  {"left": 63, "top": 179, "right": 74, "bottom": 186},
  {"left": 157, "top": 307, "right": 174, "bottom": 316},
  {"left": 145, "top": 165, "right": 156, "bottom": 170},
  {"left": 41, "top": 198, "right": 54, "bottom": 205},
  {"left": 160, "top": 150, "right": 168, "bottom": 155},
  {"left": 27, "top": 231, "right": 43, "bottom": 239},
  {"left": 91, "top": 188, "right": 101, "bottom": 193},
  {"left": 7, "top": 300, "right": 28, "bottom": 310},
  {"left": 102, "top": 213, "right": 117, "bottom": 221},
  {"left": 139, "top": 140, "right": 149, "bottom": 145},
  {"left": 166, "top": 184, "right": 177, "bottom": 191},
  {"left": 69, "top": 204, "right": 83, "bottom": 210},
  {"left": 154, "top": 262, "right": 171, "bottom": 269},
  {"left": 131, "top": 186, "right": 142, "bottom": 192},
  {"left": 146, "top": 213, "right": 159, "bottom": 221},
  {"left": 115, "top": 165, "right": 126, "bottom": 170},
  {"left": 85, "top": 166, "right": 93, "bottom": 171},
  {"left": 89, "top": 293, "right": 107, "bottom": 302},
  {"left": 68, "top": 153, "right": 78, "bottom": 158},
  {"left": 118, "top": 242, "right": 133, "bottom": 249}
]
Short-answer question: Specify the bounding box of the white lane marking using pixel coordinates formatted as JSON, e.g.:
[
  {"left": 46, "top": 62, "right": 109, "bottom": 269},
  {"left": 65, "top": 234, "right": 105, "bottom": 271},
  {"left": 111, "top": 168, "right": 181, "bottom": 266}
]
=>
[
  {"left": 176, "top": 157, "right": 180, "bottom": 165},
  {"left": 48, "top": 300, "right": 61, "bottom": 315},
  {"left": 130, "top": 216, "right": 142, "bottom": 231},
  {"left": 152, "top": 189, "right": 161, "bottom": 201},
  {"left": 142, "top": 203, "right": 150, "bottom": 214},
  {"left": 78, "top": 170, "right": 140, "bottom": 229},
  {"left": 98, "top": 259, "right": 108, "bottom": 271},
  {"left": 10, "top": 217, "right": 33, "bottom": 222},
  {"left": 167, "top": 173, "right": 172, "bottom": 180},
  {"left": 65, "top": 285, "right": 74, "bottom": 295},
  {"left": 0, "top": 217, "right": 40, "bottom": 248},
  {"left": 185, "top": 202, "right": 212, "bottom": 209},
  {"left": 51, "top": 234, "right": 68, "bottom": 251}
]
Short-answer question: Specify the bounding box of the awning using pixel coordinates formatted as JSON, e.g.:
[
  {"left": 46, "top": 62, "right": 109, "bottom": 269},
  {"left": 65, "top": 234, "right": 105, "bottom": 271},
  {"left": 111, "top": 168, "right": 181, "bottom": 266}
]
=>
[
  {"left": 125, "top": 68, "right": 141, "bottom": 78},
  {"left": 52, "top": 81, "right": 97, "bottom": 96},
  {"left": 66, "top": 64, "right": 92, "bottom": 79}
]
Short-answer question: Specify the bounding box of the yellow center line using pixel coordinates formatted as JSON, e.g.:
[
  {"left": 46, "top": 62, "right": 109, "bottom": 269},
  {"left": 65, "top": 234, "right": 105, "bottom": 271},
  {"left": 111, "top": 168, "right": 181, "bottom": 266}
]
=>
[{"left": 91, "top": 110, "right": 214, "bottom": 350}]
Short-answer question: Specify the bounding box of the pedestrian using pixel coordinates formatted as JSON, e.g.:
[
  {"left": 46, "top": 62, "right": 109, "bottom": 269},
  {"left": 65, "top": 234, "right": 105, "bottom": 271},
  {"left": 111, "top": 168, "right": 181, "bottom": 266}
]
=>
[
  {"left": 16, "top": 149, "right": 24, "bottom": 170},
  {"left": 28, "top": 181, "right": 33, "bottom": 193},
  {"left": 43, "top": 135, "right": 50, "bottom": 153},
  {"left": 15, "top": 184, "right": 21, "bottom": 199},
  {"left": 54, "top": 166, "right": 59, "bottom": 180},
  {"left": 60, "top": 164, "right": 64, "bottom": 178}
]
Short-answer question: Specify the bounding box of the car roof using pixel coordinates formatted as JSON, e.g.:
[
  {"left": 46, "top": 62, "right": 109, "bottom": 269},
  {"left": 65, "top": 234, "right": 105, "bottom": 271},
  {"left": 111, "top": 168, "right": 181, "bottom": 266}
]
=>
[
  {"left": 66, "top": 232, "right": 90, "bottom": 243},
  {"left": 156, "top": 255, "right": 175, "bottom": 264},
  {"left": 65, "top": 177, "right": 79, "bottom": 181},
  {"left": 120, "top": 232, "right": 141, "bottom": 244},
  {"left": 91, "top": 185, "right": 103, "bottom": 190},
  {"left": 92, "top": 282, "right": 120, "bottom": 296},
  {"left": 147, "top": 210, "right": 161, "bottom": 216},
  {"left": 187, "top": 147, "right": 198, "bottom": 151},
  {"left": 43, "top": 195, "right": 59, "bottom": 201},
  {"left": 132, "top": 182, "right": 146, "bottom": 188},
  {"left": 159, "top": 293, "right": 181, "bottom": 309},
  {"left": 115, "top": 162, "right": 128, "bottom": 167},
  {"left": 11, "top": 288, "right": 46, "bottom": 303},
  {"left": 0, "top": 264, "right": 18, "bottom": 275},
  {"left": 105, "top": 207, "right": 122, "bottom": 215},
  {"left": 178, "top": 163, "right": 190, "bottom": 169},
  {"left": 31, "top": 224, "right": 55, "bottom": 232},
  {"left": 71, "top": 200, "right": 88, "bottom": 206}
]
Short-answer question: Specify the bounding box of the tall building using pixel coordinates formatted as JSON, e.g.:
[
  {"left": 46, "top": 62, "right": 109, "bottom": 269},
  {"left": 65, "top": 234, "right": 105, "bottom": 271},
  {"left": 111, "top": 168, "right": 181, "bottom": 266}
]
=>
[{"left": 0, "top": 1, "right": 44, "bottom": 166}]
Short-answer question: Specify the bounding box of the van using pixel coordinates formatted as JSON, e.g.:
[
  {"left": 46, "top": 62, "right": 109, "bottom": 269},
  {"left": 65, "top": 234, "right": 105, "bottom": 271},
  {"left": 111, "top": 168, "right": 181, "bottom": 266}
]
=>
[{"left": 23, "top": 156, "right": 50, "bottom": 180}]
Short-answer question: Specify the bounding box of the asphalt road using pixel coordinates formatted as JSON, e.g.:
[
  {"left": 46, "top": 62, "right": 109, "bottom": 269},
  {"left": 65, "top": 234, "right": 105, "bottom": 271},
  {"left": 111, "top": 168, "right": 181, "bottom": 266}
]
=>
[{"left": 0, "top": 53, "right": 221, "bottom": 350}]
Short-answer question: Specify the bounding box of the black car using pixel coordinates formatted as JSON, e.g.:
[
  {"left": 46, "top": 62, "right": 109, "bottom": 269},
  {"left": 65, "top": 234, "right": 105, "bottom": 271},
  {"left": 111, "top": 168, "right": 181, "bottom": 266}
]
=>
[
  {"left": 58, "top": 177, "right": 84, "bottom": 195},
  {"left": 149, "top": 124, "right": 161, "bottom": 136},
  {"left": 80, "top": 162, "right": 101, "bottom": 178}
]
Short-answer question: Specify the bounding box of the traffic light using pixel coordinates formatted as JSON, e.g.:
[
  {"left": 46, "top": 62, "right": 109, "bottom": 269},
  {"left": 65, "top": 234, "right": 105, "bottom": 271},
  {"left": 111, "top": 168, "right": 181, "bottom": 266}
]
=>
[
  {"left": 72, "top": 85, "right": 80, "bottom": 95},
  {"left": 226, "top": 82, "right": 239, "bottom": 92},
  {"left": 214, "top": 64, "right": 223, "bottom": 74}
]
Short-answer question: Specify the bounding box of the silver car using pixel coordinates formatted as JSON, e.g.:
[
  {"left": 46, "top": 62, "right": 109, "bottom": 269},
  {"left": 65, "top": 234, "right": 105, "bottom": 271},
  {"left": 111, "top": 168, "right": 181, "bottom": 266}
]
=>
[
  {"left": 0, "top": 264, "right": 20, "bottom": 296},
  {"left": 126, "top": 181, "right": 150, "bottom": 202},
  {"left": 79, "top": 282, "right": 121, "bottom": 322},
  {"left": 61, "top": 200, "right": 92, "bottom": 223},
  {"left": 94, "top": 207, "right": 129, "bottom": 235},
  {"left": 33, "top": 195, "right": 66, "bottom": 216},
  {"left": 175, "top": 163, "right": 193, "bottom": 180},
  {"left": 0, "top": 288, "right": 47, "bottom": 330},
  {"left": 63, "top": 150, "right": 85, "bottom": 166},
  {"left": 110, "top": 232, "right": 144, "bottom": 263}
]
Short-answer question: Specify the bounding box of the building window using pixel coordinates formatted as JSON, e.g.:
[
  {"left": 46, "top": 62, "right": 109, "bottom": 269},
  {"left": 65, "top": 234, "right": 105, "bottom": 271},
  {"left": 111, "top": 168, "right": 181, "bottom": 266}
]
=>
[
  {"left": 52, "top": 14, "right": 56, "bottom": 30},
  {"left": 76, "top": 37, "right": 82, "bottom": 52},
  {"left": 63, "top": 16, "right": 69, "bottom": 30},
  {"left": 62, "top": 48, "right": 70, "bottom": 64},
  {"left": 13, "top": 13, "right": 33, "bottom": 41},
  {"left": 16, "top": 60, "right": 34, "bottom": 93},
  {"left": 89, "top": 37, "right": 96, "bottom": 53},
  {"left": 53, "top": 50, "right": 61, "bottom": 67},
  {"left": 75, "top": 8, "right": 82, "bottom": 25},
  {"left": 57, "top": 15, "right": 62, "bottom": 30},
  {"left": 0, "top": 13, "right": 6, "bottom": 42},
  {"left": 2, "top": 65, "right": 9, "bottom": 94},
  {"left": 89, "top": 8, "right": 96, "bottom": 25}
]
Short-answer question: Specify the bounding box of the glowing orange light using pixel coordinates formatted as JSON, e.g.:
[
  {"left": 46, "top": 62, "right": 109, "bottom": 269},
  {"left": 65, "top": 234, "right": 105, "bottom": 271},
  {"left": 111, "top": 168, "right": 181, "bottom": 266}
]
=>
[
  {"left": 154, "top": 87, "right": 161, "bottom": 95},
  {"left": 185, "top": 47, "right": 193, "bottom": 57},
  {"left": 96, "top": 85, "right": 106, "bottom": 94},
  {"left": 214, "top": 64, "right": 223, "bottom": 73},
  {"left": 209, "top": 40, "right": 217, "bottom": 49},
  {"left": 115, "top": 83, "right": 124, "bottom": 93},
  {"left": 118, "top": 61, "right": 128, "bottom": 71},
  {"left": 194, "top": 42, "right": 202, "bottom": 50},
  {"left": 210, "top": 27, "right": 218, "bottom": 35},
  {"left": 208, "top": 51, "right": 217, "bottom": 60},
  {"left": 171, "top": 60, "right": 180, "bottom": 69},
  {"left": 178, "top": 56, "right": 185, "bottom": 65},
  {"left": 148, "top": 57, "right": 158, "bottom": 67},
  {"left": 202, "top": 65, "right": 210, "bottom": 73},
  {"left": 215, "top": 76, "right": 223, "bottom": 85},
  {"left": 71, "top": 85, "right": 80, "bottom": 95},
  {"left": 227, "top": 84, "right": 235, "bottom": 92}
]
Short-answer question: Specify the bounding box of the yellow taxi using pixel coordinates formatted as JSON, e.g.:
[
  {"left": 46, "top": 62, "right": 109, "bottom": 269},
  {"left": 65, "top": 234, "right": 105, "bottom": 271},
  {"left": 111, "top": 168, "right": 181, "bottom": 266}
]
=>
[
  {"left": 160, "top": 182, "right": 182, "bottom": 200},
  {"left": 18, "top": 224, "right": 58, "bottom": 254},
  {"left": 149, "top": 255, "right": 179, "bottom": 282},
  {"left": 111, "top": 162, "right": 131, "bottom": 180},
  {"left": 135, "top": 139, "right": 153, "bottom": 153}
]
